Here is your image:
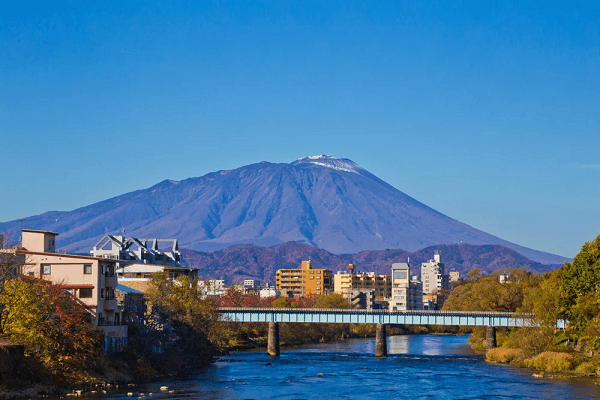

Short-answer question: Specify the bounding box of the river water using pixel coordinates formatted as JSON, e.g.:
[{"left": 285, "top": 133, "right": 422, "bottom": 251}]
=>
[{"left": 75, "top": 335, "right": 600, "bottom": 399}]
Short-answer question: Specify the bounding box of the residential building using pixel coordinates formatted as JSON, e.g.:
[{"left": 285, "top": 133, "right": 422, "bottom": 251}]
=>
[
  {"left": 347, "top": 289, "right": 376, "bottom": 309},
  {"left": 388, "top": 262, "right": 423, "bottom": 311},
  {"left": 18, "top": 229, "right": 127, "bottom": 352},
  {"left": 259, "top": 287, "right": 281, "bottom": 298},
  {"left": 421, "top": 251, "right": 450, "bottom": 295},
  {"left": 91, "top": 235, "right": 181, "bottom": 268},
  {"left": 333, "top": 270, "right": 391, "bottom": 298},
  {"left": 244, "top": 279, "right": 260, "bottom": 288},
  {"left": 115, "top": 284, "right": 146, "bottom": 322},
  {"left": 420, "top": 251, "right": 451, "bottom": 309},
  {"left": 116, "top": 262, "right": 197, "bottom": 282},
  {"left": 449, "top": 271, "right": 461, "bottom": 282},
  {"left": 199, "top": 279, "right": 227, "bottom": 297},
  {"left": 93, "top": 234, "right": 197, "bottom": 287},
  {"left": 275, "top": 260, "right": 332, "bottom": 297}
]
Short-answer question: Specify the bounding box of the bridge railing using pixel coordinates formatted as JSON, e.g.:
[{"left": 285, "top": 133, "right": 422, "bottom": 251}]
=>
[{"left": 217, "top": 307, "right": 533, "bottom": 319}]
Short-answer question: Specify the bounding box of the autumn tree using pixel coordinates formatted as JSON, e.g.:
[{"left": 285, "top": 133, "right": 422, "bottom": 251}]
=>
[
  {"left": 0, "top": 278, "right": 102, "bottom": 382},
  {"left": 138, "top": 272, "right": 238, "bottom": 374}
]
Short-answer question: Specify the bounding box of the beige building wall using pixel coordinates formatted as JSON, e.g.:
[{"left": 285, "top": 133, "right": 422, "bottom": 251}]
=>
[
  {"left": 18, "top": 231, "right": 126, "bottom": 346},
  {"left": 334, "top": 271, "right": 391, "bottom": 298},
  {"left": 22, "top": 229, "right": 57, "bottom": 253}
]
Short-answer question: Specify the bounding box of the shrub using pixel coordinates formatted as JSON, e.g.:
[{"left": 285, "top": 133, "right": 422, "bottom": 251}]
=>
[
  {"left": 486, "top": 348, "right": 521, "bottom": 364},
  {"left": 574, "top": 361, "right": 598, "bottom": 374},
  {"left": 525, "top": 352, "right": 573, "bottom": 373}
]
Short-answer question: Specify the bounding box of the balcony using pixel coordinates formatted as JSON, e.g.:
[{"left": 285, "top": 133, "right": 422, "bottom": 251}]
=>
[
  {"left": 103, "top": 299, "right": 118, "bottom": 310},
  {"left": 105, "top": 275, "right": 118, "bottom": 287}
]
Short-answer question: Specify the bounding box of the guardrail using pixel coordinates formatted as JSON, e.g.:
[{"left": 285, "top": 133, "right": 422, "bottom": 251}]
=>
[
  {"left": 218, "top": 307, "right": 532, "bottom": 318},
  {"left": 218, "top": 307, "right": 537, "bottom": 327}
]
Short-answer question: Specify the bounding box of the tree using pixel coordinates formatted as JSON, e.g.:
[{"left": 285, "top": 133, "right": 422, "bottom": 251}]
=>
[
  {"left": 560, "top": 234, "right": 600, "bottom": 335},
  {"left": 313, "top": 293, "right": 350, "bottom": 309},
  {"left": 0, "top": 277, "right": 102, "bottom": 381}
]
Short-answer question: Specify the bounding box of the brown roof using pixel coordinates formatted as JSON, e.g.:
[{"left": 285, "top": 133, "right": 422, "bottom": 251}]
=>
[{"left": 118, "top": 281, "right": 151, "bottom": 293}]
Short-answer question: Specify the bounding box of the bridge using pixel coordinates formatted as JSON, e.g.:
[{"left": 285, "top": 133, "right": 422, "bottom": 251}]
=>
[{"left": 218, "top": 307, "right": 536, "bottom": 357}]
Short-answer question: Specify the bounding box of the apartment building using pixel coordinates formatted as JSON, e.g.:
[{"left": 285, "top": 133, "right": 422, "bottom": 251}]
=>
[
  {"left": 388, "top": 262, "right": 423, "bottom": 311},
  {"left": 18, "top": 229, "right": 127, "bottom": 352},
  {"left": 420, "top": 251, "right": 451, "bottom": 309},
  {"left": 276, "top": 260, "right": 332, "bottom": 297},
  {"left": 421, "top": 251, "right": 450, "bottom": 294},
  {"left": 333, "top": 270, "right": 391, "bottom": 298}
]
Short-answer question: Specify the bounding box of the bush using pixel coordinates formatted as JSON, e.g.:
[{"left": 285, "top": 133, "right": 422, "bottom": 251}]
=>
[
  {"left": 486, "top": 348, "right": 521, "bottom": 364},
  {"left": 574, "top": 361, "right": 598, "bottom": 375},
  {"left": 525, "top": 352, "right": 574, "bottom": 373},
  {"left": 504, "top": 327, "right": 554, "bottom": 358}
]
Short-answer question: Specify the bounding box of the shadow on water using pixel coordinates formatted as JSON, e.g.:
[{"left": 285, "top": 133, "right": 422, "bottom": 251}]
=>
[{"left": 58, "top": 335, "right": 600, "bottom": 400}]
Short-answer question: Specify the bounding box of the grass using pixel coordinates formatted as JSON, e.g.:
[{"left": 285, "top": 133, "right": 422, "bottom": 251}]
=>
[
  {"left": 486, "top": 348, "right": 522, "bottom": 364},
  {"left": 524, "top": 352, "right": 574, "bottom": 373}
]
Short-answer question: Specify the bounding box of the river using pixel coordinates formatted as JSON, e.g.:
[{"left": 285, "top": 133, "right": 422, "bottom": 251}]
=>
[{"left": 72, "top": 335, "right": 600, "bottom": 399}]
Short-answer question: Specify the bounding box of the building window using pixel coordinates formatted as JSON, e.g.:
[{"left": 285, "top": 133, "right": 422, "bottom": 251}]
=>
[
  {"left": 42, "top": 264, "right": 51, "bottom": 275},
  {"left": 84, "top": 264, "right": 92, "bottom": 274},
  {"left": 310, "top": 276, "right": 314, "bottom": 279},
  {"left": 393, "top": 271, "right": 407, "bottom": 279},
  {"left": 79, "top": 288, "right": 93, "bottom": 298},
  {"left": 100, "top": 289, "right": 105, "bottom": 298}
]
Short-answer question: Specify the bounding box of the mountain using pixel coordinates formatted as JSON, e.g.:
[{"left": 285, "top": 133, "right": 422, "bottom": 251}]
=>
[
  {"left": 0, "top": 155, "right": 568, "bottom": 265},
  {"left": 179, "top": 242, "right": 560, "bottom": 284}
]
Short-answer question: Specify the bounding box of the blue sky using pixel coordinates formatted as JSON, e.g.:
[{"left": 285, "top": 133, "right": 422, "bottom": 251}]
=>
[{"left": 1, "top": 1, "right": 598, "bottom": 258}]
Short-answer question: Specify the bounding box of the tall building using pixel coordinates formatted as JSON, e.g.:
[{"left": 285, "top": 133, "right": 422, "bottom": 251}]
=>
[
  {"left": 333, "top": 269, "right": 391, "bottom": 298},
  {"left": 276, "top": 260, "right": 332, "bottom": 297},
  {"left": 421, "top": 251, "right": 450, "bottom": 295},
  {"left": 388, "top": 262, "right": 423, "bottom": 311},
  {"left": 18, "top": 229, "right": 127, "bottom": 352}
]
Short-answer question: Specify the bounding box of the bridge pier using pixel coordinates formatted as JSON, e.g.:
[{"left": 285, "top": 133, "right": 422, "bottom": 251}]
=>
[
  {"left": 268, "top": 322, "right": 280, "bottom": 356},
  {"left": 486, "top": 326, "right": 497, "bottom": 350},
  {"left": 375, "top": 324, "right": 387, "bottom": 357}
]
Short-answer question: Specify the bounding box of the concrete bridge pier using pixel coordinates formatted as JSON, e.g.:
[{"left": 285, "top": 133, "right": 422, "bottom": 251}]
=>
[
  {"left": 268, "top": 322, "right": 280, "bottom": 356},
  {"left": 375, "top": 324, "right": 387, "bottom": 357},
  {"left": 486, "top": 326, "right": 497, "bottom": 350}
]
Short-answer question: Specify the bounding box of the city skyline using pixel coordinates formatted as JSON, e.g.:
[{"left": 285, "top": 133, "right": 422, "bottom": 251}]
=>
[{"left": 2, "top": 1, "right": 599, "bottom": 258}]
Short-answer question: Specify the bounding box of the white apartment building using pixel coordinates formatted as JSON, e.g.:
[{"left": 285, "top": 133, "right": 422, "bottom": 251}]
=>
[
  {"left": 388, "top": 262, "right": 423, "bottom": 311},
  {"left": 421, "top": 251, "right": 450, "bottom": 295},
  {"left": 200, "top": 279, "right": 226, "bottom": 297}
]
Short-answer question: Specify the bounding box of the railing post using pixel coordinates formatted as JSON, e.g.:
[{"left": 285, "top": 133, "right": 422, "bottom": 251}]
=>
[
  {"left": 375, "top": 324, "right": 387, "bottom": 357},
  {"left": 486, "top": 326, "right": 497, "bottom": 350},
  {"left": 268, "top": 322, "right": 280, "bottom": 356}
]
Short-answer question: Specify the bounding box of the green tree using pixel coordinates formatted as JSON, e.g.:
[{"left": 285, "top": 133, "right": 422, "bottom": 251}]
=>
[
  {"left": 560, "top": 234, "right": 600, "bottom": 336},
  {"left": 313, "top": 293, "right": 350, "bottom": 309}
]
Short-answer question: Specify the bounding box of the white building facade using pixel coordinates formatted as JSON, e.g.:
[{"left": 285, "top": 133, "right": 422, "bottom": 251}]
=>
[
  {"left": 388, "top": 262, "right": 423, "bottom": 311},
  {"left": 421, "top": 251, "right": 450, "bottom": 295}
]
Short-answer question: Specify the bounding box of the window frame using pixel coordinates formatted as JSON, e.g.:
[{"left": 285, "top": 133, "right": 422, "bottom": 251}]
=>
[{"left": 84, "top": 264, "right": 92, "bottom": 274}]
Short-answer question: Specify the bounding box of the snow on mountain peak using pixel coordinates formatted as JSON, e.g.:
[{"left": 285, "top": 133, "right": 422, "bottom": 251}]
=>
[{"left": 292, "top": 155, "right": 363, "bottom": 174}]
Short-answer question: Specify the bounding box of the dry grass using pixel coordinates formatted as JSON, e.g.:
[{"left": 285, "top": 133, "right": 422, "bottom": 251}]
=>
[
  {"left": 486, "top": 348, "right": 522, "bottom": 364},
  {"left": 525, "top": 351, "right": 574, "bottom": 373}
]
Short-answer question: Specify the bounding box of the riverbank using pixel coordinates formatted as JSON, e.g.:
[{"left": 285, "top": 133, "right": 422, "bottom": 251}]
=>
[
  {"left": 486, "top": 347, "right": 600, "bottom": 380},
  {"left": 39, "top": 334, "right": 600, "bottom": 400}
]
